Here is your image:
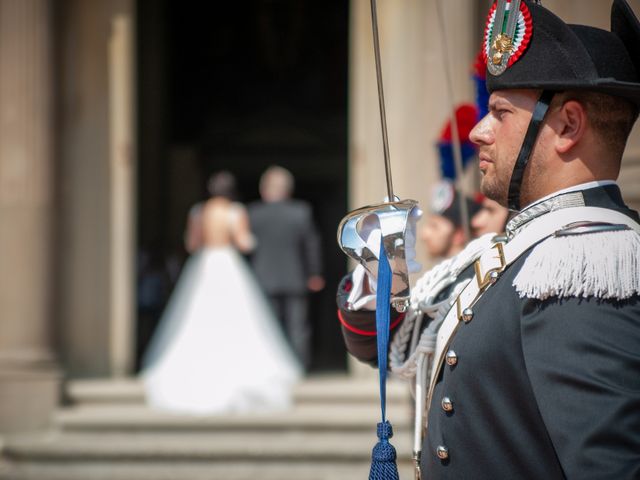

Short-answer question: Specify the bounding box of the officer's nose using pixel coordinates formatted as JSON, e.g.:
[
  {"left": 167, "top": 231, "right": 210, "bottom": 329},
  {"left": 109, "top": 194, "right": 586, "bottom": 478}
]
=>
[{"left": 469, "top": 114, "right": 493, "bottom": 147}]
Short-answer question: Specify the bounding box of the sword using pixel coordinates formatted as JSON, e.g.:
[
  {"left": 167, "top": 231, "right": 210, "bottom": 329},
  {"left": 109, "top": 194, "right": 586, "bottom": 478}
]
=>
[{"left": 337, "top": 0, "right": 420, "bottom": 312}]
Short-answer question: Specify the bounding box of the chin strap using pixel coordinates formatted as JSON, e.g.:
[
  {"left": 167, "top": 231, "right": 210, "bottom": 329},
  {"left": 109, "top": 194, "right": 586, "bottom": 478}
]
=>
[{"left": 507, "top": 90, "right": 555, "bottom": 211}]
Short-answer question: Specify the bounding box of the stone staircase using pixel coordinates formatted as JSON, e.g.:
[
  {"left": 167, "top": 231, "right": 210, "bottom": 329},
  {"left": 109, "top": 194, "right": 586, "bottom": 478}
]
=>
[{"left": 0, "top": 374, "right": 415, "bottom": 480}]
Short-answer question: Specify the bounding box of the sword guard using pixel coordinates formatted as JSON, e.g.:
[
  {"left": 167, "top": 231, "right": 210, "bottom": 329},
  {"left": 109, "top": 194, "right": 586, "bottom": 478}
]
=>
[{"left": 337, "top": 199, "right": 421, "bottom": 311}]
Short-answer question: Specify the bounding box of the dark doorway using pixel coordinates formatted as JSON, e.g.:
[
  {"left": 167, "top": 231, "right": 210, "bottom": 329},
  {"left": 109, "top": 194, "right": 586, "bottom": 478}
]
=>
[{"left": 136, "top": 0, "right": 349, "bottom": 372}]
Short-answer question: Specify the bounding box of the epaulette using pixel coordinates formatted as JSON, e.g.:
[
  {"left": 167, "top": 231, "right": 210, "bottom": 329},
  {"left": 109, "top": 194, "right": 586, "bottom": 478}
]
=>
[
  {"left": 554, "top": 221, "right": 632, "bottom": 236},
  {"left": 513, "top": 222, "right": 640, "bottom": 300}
]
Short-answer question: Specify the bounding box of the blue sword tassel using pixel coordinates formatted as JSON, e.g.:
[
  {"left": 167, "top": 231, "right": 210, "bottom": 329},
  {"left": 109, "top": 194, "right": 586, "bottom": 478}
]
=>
[{"left": 368, "top": 237, "right": 400, "bottom": 480}]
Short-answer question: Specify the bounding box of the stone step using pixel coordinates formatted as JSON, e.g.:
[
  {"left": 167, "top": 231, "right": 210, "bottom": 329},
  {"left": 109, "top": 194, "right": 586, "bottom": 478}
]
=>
[
  {"left": 64, "top": 374, "right": 411, "bottom": 407},
  {"left": 0, "top": 431, "right": 415, "bottom": 480},
  {"left": 295, "top": 375, "right": 410, "bottom": 404},
  {"left": 64, "top": 378, "right": 145, "bottom": 405},
  {"left": 54, "top": 402, "right": 413, "bottom": 434},
  {"left": 0, "top": 460, "right": 415, "bottom": 480},
  {"left": 3, "top": 431, "right": 413, "bottom": 461},
  {"left": 0, "top": 374, "right": 417, "bottom": 480}
]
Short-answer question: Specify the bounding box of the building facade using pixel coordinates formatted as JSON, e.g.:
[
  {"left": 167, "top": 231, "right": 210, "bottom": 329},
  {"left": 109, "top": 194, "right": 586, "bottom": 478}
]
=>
[{"left": 1, "top": 0, "right": 639, "bottom": 432}]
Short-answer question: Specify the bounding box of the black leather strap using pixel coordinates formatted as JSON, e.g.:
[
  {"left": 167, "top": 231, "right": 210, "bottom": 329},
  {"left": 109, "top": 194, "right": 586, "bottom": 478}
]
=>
[{"left": 507, "top": 90, "right": 555, "bottom": 211}]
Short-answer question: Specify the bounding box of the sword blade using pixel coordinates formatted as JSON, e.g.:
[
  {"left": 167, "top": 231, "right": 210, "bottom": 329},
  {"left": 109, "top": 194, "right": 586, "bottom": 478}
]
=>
[{"left": 370, "top": 0, "right": 394, "bottom": 202}]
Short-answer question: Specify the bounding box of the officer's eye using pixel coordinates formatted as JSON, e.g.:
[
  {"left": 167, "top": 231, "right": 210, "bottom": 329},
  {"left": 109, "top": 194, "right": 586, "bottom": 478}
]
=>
[{"left": 493, "top": 109, "right": 510, "bottom": 120}]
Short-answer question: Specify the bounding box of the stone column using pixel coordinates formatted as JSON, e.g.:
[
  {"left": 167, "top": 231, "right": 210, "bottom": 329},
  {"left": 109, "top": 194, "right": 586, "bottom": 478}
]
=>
[
  {"left": 0, "top": 0, "right": 60, "bottom": 432},
  {"left": 109, "top": 13, "right": 136, "bottom": 377}
]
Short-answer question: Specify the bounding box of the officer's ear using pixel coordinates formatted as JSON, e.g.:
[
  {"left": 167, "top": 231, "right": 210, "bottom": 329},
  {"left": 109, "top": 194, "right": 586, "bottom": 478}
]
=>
[{"left": 553, "top": 99, "right": 587, "bottom": 155}]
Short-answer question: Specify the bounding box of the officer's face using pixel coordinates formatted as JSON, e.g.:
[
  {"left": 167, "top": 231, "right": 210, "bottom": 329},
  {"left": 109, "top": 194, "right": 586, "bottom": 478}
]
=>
[{"left": 470, "top": 90, "right": 540, "bottom": 206}]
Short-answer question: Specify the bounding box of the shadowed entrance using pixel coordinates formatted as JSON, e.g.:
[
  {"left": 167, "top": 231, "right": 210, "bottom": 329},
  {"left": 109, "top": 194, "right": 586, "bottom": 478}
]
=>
[{"left": 136, "top": 0, "right": 349, "bottom": 373}]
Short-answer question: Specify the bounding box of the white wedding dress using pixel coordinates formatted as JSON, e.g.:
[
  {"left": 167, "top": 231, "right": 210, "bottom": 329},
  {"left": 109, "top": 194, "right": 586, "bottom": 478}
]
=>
[{"left": 141, "top": 205, "right": 302, "bottom": 415}]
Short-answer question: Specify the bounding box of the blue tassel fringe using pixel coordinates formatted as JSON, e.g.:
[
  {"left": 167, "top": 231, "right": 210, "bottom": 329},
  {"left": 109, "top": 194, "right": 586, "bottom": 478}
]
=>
[{"left": 368, "top": 420, "right": 399, "bottom": 480}]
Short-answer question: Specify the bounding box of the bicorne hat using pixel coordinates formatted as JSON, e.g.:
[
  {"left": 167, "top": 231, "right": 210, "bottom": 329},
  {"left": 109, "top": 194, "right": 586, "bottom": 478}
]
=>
[
  {"left": 429, "top": 180, "right": 482, "bottom": 229},
  {"left": 483, "top": 0, "right": 640, "bottom": 105}
]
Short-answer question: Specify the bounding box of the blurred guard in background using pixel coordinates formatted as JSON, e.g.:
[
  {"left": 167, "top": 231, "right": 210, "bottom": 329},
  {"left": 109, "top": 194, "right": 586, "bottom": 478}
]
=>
[{"left": 420, "top": 180, "right": 482, "bottom": 260}]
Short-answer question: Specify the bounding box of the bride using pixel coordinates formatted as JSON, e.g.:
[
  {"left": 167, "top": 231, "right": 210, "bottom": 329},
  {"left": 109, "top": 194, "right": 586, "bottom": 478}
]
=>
[{"left": 141, "top": 171, "right": 302, "bottom": 414}]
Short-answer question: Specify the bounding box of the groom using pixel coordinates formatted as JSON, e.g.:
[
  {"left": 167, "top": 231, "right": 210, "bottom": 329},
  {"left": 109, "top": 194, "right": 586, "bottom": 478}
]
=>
[{"left": 249, "top": 166, "right": 325, "bottom": 371}]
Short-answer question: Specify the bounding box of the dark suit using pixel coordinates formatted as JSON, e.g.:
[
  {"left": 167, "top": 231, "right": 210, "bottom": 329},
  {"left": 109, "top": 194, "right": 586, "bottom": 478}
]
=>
[
  {"left": 337, "top": 185, "right": 640, "bottom": 479},
  {"left": 249, "top": 199, "right": 322, "bottom": 369}
]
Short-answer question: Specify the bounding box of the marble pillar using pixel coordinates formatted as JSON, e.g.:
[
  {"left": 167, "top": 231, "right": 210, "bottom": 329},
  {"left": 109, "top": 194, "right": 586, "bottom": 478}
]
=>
[{"left": 0, "top": 0, "right": 60, "bottom": 432}]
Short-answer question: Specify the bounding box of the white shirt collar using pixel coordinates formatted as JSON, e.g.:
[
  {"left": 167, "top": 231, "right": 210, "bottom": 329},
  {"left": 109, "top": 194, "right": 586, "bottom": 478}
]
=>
[{"left": 522, "top": 180, "right": 617, "bottom": 210}]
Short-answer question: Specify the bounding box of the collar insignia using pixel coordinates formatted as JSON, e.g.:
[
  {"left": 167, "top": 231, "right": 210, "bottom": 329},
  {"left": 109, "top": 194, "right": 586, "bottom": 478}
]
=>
[{"left": 483, "top": 0, "right": 532, "bottom": 76}]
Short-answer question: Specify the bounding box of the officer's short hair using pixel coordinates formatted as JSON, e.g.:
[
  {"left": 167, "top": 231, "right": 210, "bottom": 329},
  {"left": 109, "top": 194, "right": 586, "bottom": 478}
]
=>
[{"left": 554, "top": 91, "right": 639, "bottom": 162}]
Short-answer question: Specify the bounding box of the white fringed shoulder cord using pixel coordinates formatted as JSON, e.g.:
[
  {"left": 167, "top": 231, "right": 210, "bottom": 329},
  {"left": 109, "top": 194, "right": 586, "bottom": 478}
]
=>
[{"left": 513, "top": 224, "right": 640, "bottom": 300}]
